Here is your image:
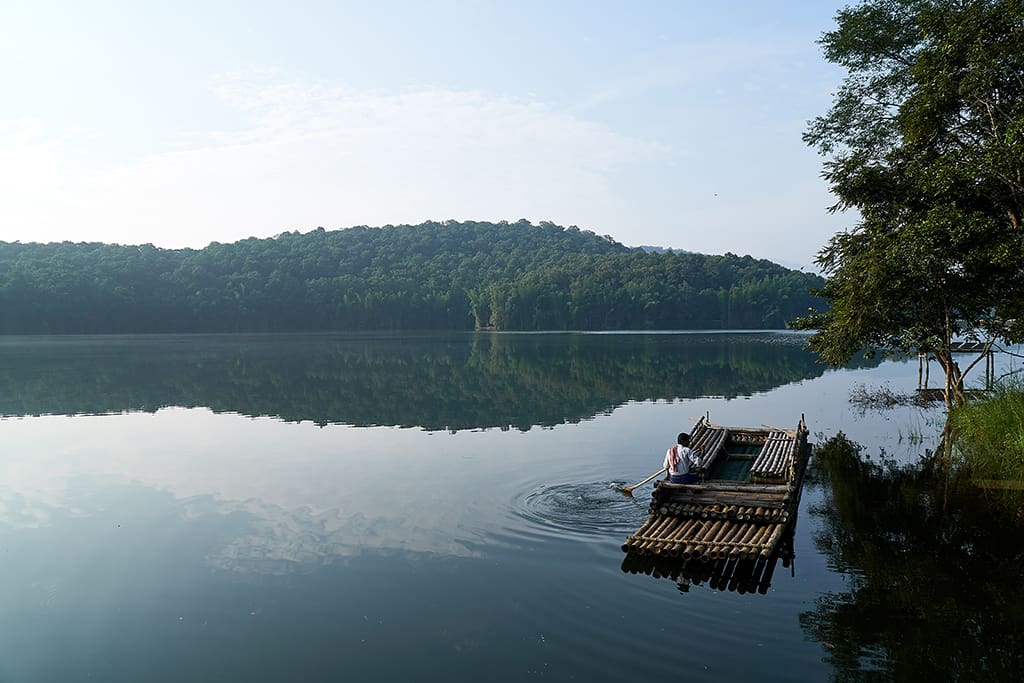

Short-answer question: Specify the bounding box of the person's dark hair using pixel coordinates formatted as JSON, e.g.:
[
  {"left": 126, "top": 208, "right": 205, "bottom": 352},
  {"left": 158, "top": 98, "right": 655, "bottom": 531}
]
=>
[{"left": 677, "top": 432, "right": 690, "bottom": 446}]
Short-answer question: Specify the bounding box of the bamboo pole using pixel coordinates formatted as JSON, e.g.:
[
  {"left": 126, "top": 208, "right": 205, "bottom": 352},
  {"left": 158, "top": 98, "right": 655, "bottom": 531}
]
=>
[
  {"left": 667, "top": 519, "right": 706, "bottom": 555},
  {"left": 644, "top": 516, "right": 704, "bottom": 555},
  {"left": 697, "top": 518, "right": 726, "bottom": 545},
  {"left": 724, "top": 558, "right": 742, "bottom": 591},
  {"left": 746, "top": 525, "right": 771, "bottom": 549},
  {"left": 658, "top": 519, "right": 693, "bottom": 554},
  {"left": 671, "top": 494, "right": 786, "bottom": 509},
  {"left": 729, "top": 523, "right": 762, "bottom": 558},
  {"left": 628, "top": 517, "right": 675, "bottom": 551},
  {"left": 655, "top": 492, "right": 787, "bottom": 507},
  {"left": 758, "top": 524, "right": 786, "bottom": 558},
  {"left": 630, "top": 515, "right": 661, "bottom": 538},
  {"left": 626, "top": 519, "right": 671, "bottom": 547},
  {"left": 717, "top": 520, "right": 748, "bottom": 548},
  {"left": 667, "top": 517, "right": 703, "bottom": 543},
  {"left": 758, "top": 556, "right": 779, "bottom": 594},
  {"left": 674, "top": 482, "right": 789, "bottom": 493},
  {"left": 639, "top": 515, "right": 679, "bottom": 544},
  {"left": 744, "top": 556, "right": 766, "bottom": 591},
  {"left": 705, "top": 521, "right": 735, "bottom": 549},
  {"left": 713, "top": 525, "right": 745, "bottom": 560}
]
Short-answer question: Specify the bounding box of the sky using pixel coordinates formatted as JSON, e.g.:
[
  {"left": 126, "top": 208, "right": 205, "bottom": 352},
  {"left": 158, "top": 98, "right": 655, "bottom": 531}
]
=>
[{"left": 0, "top": 0, "right": 856, "bottom": 270}]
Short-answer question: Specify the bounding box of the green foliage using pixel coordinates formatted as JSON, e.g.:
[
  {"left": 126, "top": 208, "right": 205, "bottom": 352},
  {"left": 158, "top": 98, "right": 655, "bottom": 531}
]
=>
[
  {"left": 806, "top": 0, "right": 1024, "bottom": 223},
  {"left": 476, "top": 250, "right": 820, "bottom": 331},
  {"left": 0, "top": 221, "right": 822, "bottom": 333},
  {"left": 794, "top": 203, "right": 1023, "bottom": 363},
  {"left": 951, "top": 380, "right": 1024, "bottom": 480},
  {"left": 798, "top": 0, "right": 1024, "bottom": 406}
]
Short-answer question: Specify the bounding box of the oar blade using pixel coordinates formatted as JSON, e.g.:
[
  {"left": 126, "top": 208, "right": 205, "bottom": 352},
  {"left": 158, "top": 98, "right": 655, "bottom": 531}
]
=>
[{"left": 618, "top": 467, "right": 667, "bottom": 496}]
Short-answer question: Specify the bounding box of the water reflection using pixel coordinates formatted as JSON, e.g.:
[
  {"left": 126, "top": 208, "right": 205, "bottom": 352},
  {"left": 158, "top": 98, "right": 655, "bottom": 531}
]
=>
[
  {"left": 201, "top": 495, "right": 485, "bottom": 576},
  {"left": 0, "top": 332, "right": 874, "bottom": 431},
  {"left": 801, "top": 435, "right": 1024, "bottom": 680},
  {"left": 0, "top": 409, "right": 495, "bottom": 570},
  {"left": 0, "top": 333, "right": 950, "bottom": 682}
]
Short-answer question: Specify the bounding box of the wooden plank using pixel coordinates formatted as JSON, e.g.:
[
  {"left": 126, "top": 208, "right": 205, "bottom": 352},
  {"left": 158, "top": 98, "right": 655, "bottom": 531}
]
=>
[{"left": 661, "top": 482, "right": 789, "bottom": 493}]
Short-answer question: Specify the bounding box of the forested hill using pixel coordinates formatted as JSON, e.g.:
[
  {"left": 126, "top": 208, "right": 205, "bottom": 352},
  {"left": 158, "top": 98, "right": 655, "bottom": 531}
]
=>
[{"left": 0, "top": 220, "right": 824, "bottom": 333}]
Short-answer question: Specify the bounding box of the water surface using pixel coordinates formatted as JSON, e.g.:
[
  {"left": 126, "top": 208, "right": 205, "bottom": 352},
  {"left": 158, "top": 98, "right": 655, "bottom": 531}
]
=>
[{"left": 0, "top": 332, "right": 1019, "bottom": 681}]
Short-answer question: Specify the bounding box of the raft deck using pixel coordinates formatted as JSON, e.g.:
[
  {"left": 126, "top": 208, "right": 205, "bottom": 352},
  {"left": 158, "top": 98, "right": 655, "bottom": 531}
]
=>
[
  {"left": 621, "top": 523, "right": 796, "bottom": 595},
  {"left": 621, "top": 417, "right": 809, "bottom": 563}
]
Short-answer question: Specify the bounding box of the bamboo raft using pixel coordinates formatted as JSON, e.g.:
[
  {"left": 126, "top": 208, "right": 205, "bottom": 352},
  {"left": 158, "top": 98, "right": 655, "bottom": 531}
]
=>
[
  {"left": 621, "top": 416, "right": 809, "bottom": 564},
  {"left": 621, "top": 522, "right": 796, "bottom": 595}
]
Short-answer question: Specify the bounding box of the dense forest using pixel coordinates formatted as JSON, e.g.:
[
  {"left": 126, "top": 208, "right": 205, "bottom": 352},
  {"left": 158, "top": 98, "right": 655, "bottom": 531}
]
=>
[{"left": 0, "top": 220, "right": 824, "bottom": 333}]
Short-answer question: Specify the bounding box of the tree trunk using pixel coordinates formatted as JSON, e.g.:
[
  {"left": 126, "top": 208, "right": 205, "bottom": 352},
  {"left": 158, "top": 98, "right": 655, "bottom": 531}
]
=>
[
  {"left": 934, "top": 306, "right": 969, "bottom": 410},
  {"left": 933, "top": 350, "right": 968, "bottom": 410}
]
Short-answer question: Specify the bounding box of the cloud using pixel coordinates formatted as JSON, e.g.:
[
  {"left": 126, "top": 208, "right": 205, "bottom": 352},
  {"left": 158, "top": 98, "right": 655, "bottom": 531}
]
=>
[
  {"left": 0, "top": 408, "right": 506, "bottom": 571},
  {"left": 0, "top": 120, "right": 71, "bottom": 237},
  {"left": 0, "top": 75, "right": 666, "bottom": 247}
]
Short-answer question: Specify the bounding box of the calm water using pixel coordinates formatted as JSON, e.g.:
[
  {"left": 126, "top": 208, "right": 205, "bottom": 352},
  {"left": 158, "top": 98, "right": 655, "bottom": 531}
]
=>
[{"left": 0, "top": 332, "right": 1021, "bottom": 681}]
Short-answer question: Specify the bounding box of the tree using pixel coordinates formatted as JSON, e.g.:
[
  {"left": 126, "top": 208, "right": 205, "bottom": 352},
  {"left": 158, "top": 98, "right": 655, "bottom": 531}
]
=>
[{"left": 797, "top": 0, "right": 1024, "bottom": 409}]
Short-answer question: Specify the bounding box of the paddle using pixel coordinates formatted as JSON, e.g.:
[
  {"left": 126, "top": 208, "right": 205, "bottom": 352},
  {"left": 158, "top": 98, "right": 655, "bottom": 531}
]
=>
[{"left": 619, "top": 467, "right": 667, "bottom": 495}]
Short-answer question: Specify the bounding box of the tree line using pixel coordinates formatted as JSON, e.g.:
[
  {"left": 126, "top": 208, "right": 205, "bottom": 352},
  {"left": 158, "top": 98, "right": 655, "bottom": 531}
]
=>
[{"left": 0, "top": 219, "right": 824, "bottom": 333}]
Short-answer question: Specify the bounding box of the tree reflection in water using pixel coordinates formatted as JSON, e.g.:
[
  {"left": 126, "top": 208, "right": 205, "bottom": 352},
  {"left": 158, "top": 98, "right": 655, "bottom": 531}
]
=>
[
  {"left": 802, "top": 434, "right": 1024, "bottom": 680},
  {"left": 0, "top": 332, "right": 860, "bottom": 431}
]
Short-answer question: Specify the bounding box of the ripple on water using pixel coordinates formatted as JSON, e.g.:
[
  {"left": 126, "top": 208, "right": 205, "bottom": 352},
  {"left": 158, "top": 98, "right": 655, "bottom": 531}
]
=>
[{"left": 509, "top": 481, "right": 650, "bottom": 543}]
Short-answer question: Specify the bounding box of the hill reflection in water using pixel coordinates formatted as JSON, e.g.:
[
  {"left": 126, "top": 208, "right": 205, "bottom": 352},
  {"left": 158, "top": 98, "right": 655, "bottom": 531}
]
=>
[{"left": 0, "top": 331, "right": 872, "bottom": 431}]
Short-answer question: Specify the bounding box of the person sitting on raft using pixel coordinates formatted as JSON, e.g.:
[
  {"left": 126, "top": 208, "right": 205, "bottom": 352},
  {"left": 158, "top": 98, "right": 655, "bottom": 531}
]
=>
[{"left": 665, "top": 432, "right": 701, "bottom": 484}]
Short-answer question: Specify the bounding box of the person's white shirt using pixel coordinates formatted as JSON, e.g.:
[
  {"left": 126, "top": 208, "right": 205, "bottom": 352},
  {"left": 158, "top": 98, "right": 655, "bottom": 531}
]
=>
[{"left": 664, "top": 444, "right": 700, "bottom": 476}]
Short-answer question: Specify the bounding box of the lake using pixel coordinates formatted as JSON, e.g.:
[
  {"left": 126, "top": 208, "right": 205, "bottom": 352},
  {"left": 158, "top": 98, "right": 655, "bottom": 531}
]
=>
[{"left": 1, "top": 331, "right": 1021, "bottom": 681}]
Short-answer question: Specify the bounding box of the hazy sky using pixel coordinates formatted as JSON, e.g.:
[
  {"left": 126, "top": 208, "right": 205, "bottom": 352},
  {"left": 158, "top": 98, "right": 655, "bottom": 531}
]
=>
[{"left": 0, "top": 0, "right": 855, "bottom": 269}]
